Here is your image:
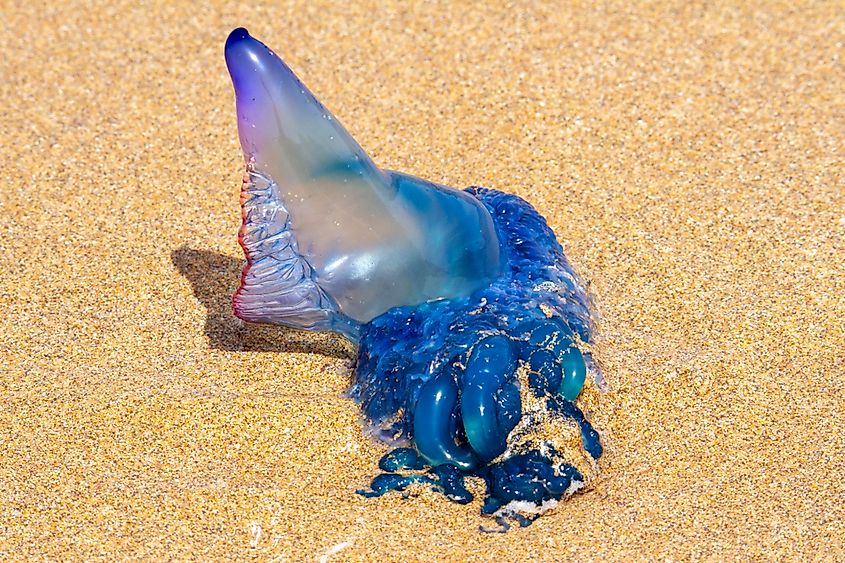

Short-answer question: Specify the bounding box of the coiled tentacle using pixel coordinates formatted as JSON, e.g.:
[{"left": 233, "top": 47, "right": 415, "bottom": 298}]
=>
[
  {"left": 560, "top": 346, "right": 587, "bottom": 401},
  {"left": 460, "top": 335, "right": 520, "bottom": 462},
  {"left": 413, "top": 368, "right": 478, "bottom": 471},
  {"left": 519, "top": 319, "right": 587, "bottom": 400}
]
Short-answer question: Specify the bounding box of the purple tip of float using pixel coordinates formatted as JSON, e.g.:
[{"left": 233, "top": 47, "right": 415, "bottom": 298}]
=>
[
  {"left": 225, "top": 27, "right": 251, "bottom": 50},
  {"left": 224, "top": 27, "right": 274, "bottom": 98},
  {"left": 223, "top": 26, "right": 298, "bottom": 162}
]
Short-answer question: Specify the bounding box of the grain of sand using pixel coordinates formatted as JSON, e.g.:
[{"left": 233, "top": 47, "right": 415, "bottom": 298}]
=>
[{"left": 1, "top": 1, "right": 843, "bottom": 560}]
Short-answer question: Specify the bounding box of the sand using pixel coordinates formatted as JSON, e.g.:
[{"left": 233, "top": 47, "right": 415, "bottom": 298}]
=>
[{"left": 1, "top": 1, "right": 843, "bottom": 560}]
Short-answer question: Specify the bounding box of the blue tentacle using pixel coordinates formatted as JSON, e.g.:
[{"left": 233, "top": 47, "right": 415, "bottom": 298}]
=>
[
  {"left": 461, "top": 335, "right": 521, "bottom": 461},
  {"left": 413, "top": 368, "right": 478, "bottom": 470}
]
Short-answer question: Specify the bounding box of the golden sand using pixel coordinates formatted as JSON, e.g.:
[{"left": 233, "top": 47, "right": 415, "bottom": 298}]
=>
[{"left": 1, "top": 1, "right": 843, "bottom": 560}]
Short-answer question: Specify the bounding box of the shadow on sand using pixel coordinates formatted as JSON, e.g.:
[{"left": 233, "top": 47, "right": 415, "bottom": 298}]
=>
[{"left": 171, "top": 246, "right": 351, "bottom": 359}]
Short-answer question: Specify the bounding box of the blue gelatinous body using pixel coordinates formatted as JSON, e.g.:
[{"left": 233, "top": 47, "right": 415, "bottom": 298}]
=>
[
  {"left": 353, "top": 188, "right": 601, "bottom": 523},
  {"left": 224, "top": 28, "right": 602, "bottom": 527}
]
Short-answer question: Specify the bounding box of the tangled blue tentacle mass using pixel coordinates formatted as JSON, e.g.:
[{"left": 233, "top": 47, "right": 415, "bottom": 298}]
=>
[{"left": 353, "top": 187, "right": 602, "bottom": 529}]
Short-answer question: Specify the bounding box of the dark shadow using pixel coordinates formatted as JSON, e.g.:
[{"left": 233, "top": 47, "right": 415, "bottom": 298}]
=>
[{"left": 171, "top": 247, "right": 351, "bottom": 359}]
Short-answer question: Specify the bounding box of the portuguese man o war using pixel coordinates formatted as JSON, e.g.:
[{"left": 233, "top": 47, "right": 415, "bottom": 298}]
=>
[{"left": 225, "top": 28, "right": 603, "bottom": 531}]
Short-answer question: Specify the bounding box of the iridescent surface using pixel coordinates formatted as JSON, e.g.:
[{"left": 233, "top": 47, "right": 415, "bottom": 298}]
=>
[{"left": 225, "top": 28, "right": 602, "bottom": 527}]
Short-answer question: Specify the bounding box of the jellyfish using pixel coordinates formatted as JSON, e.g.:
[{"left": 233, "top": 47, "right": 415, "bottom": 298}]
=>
[{"left": 224, "top": 28, "right": 602, "bottom": 529}]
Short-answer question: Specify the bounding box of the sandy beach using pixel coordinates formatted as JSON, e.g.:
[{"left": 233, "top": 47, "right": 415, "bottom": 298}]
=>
[{"left": 1, "top": 1, "right": 843, "bottom": 560}]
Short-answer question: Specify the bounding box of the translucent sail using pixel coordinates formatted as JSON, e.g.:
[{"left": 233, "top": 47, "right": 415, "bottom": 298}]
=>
[{"left": 225, "top": 28, "right": 503, "bottom": 336}]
